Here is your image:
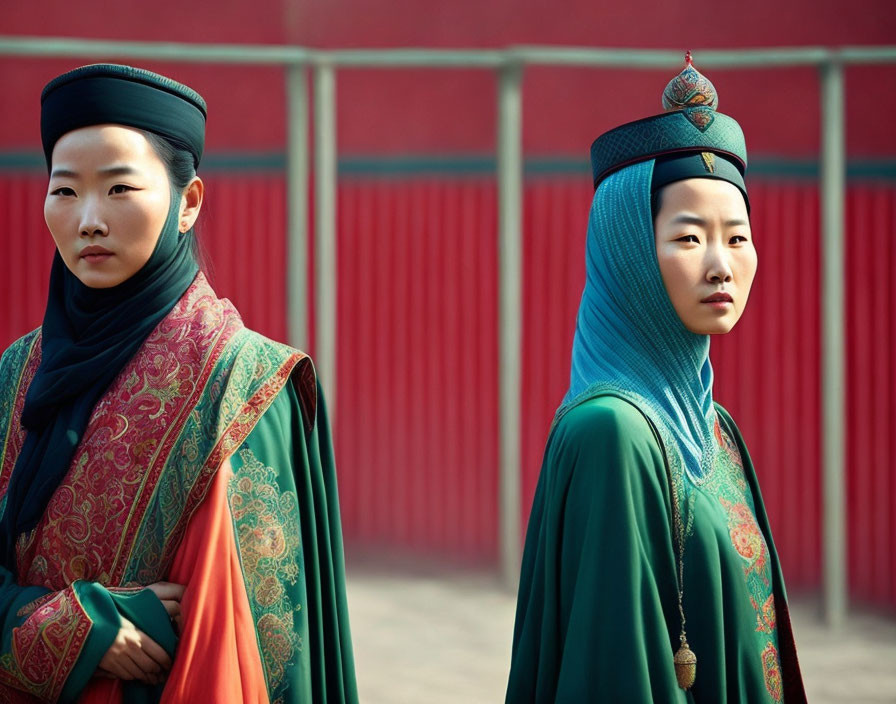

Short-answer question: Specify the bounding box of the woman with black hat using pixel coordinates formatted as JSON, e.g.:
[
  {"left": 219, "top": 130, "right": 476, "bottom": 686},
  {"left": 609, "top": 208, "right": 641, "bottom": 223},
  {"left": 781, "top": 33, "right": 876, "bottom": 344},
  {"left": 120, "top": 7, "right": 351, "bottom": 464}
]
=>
[
  {"left": 0, "top": 64, "right": 357, "bottom": 703},
  {"left": 505, "top": 56, "right": 807, "bottom": 703}
]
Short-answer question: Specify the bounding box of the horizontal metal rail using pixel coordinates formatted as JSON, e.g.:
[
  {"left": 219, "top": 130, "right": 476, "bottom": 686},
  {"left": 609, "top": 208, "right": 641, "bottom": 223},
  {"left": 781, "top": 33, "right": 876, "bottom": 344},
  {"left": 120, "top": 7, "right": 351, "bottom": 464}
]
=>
[
  {"left": 838, "top": 46, "right": 896, "bottom": 63},
  {"left": 0, "top": 36, "right": 893, "bottom": 68},
  {"left": 0, "top": 35, "right": 311, "bottom": 64},
  {"left": 314, "top": 48, "right": 505, "bottom": 68},
  {"left": 506, "top": 46, "right": 833, "bottom": 68}
]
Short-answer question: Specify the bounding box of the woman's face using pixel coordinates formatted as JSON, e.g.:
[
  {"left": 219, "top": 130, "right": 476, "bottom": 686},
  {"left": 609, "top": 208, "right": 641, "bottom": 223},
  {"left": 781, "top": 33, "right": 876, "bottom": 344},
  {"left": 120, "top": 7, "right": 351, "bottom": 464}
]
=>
[
  {"left": 44, "top": 125, "right": 171, "bottom": 289},
  {"left": 653, "top": 178, "right": 757, "bottom": 335}
]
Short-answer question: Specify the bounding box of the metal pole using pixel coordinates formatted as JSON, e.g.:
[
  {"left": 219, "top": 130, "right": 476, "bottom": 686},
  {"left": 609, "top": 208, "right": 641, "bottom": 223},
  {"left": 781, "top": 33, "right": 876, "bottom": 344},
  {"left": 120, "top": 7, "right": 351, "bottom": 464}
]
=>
[
  {"left": 285, "top": 64, "right": 309, "bottom": 351},
  {"left": 820, "top": 58, "right": 847, "bottom": 629},
  {"left": 314, "top": 62, "right": 338, "bottom": 411},
  {"left": 497, "top": 62, "right": 523, "bottom": 589}
]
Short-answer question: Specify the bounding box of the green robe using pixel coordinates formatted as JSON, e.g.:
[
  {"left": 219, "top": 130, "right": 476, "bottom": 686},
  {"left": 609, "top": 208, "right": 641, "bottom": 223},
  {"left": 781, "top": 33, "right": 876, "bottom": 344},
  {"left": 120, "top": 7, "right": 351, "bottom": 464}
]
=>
[
  {"left": 506, "top": 395, "right": 805, "bottom": 703},
  {"left": 0, "top": 273, "right": 357, "bottom": 703}
]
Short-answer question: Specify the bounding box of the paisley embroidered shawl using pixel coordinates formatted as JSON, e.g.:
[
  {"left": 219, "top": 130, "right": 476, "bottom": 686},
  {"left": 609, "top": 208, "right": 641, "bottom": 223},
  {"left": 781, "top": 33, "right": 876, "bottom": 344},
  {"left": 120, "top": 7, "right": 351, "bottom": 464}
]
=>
[{"left": 0, "top": 273, "right": 316, "bottom": 702}]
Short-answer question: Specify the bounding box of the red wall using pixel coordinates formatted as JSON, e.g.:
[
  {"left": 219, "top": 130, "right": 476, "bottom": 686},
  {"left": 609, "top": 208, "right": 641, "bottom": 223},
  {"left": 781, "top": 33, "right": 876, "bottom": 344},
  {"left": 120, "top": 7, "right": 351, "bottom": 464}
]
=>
[
  {"left": 846, "top": 185, "right": 896, "bottom": 607},
  {"left": 335, "top": 179, "right": 499, "bottom": 558}
]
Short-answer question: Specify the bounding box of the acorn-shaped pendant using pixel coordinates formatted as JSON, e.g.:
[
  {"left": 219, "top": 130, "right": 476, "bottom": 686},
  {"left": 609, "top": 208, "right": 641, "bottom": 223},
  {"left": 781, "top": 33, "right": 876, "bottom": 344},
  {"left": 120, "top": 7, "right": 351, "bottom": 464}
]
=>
[{"left": 674, "top": 640, "right": 697, "bottom": 690}]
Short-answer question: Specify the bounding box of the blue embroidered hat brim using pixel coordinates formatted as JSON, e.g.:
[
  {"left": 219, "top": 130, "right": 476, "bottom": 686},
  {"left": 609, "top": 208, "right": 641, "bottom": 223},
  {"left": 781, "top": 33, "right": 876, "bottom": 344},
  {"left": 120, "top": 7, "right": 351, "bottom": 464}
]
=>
[{"left": 590, "top": 108, "right": 747, "bottom": 190}]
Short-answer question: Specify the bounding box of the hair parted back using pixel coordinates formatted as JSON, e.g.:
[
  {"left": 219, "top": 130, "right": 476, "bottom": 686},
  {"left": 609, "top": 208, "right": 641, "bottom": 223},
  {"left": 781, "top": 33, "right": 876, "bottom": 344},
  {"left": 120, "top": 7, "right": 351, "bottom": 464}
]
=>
[
  {"left": 143, "top": 131, "right": 196, "bottom": 192},
  {"left": 142, "top": 130, "right": 212, "bottom": 275}
]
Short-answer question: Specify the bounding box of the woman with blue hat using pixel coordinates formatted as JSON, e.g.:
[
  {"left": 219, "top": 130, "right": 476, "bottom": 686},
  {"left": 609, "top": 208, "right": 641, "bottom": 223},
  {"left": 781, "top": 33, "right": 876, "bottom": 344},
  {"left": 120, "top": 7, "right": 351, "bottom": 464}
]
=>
[
  {"left": 0, "top": 64, "right": 357, "bottom": 703},
  {"left": 506, "top": 55, "right": 807, "bottom": 703}
]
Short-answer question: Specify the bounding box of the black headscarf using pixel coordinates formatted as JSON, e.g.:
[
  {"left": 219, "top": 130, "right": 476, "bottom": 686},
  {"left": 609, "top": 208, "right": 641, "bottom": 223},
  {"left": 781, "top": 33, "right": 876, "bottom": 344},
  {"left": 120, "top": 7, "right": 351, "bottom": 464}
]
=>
[{"left": 0, "top": 65, "right": 206, "bottom": 572}]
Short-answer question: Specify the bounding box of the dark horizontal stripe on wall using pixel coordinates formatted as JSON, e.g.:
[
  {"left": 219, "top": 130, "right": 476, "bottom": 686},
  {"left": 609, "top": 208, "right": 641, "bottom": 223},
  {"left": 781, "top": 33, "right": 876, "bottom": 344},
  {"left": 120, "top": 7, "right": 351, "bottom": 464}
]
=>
[{"left": 1, "top": 151, "right": 895, "bottom": 180}]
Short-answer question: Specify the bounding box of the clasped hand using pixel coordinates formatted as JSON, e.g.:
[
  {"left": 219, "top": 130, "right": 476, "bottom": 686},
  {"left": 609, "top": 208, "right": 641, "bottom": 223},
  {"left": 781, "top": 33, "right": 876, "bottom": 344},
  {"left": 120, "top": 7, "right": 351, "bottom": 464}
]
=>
[{"left": 96, "top": 581, "right": 184, "bottom": 685}]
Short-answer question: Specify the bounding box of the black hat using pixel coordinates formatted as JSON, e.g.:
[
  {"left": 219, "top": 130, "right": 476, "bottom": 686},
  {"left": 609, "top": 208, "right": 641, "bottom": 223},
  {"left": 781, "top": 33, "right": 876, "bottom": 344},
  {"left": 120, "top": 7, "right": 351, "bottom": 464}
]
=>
[{"left": 41, "top": 63, "right": 207, "bottom": 169}]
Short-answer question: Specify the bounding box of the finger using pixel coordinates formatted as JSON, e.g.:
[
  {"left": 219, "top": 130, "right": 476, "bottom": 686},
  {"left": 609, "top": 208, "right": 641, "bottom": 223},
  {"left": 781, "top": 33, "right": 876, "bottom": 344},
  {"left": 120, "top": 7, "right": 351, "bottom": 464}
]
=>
[
  {"left": 127, "top": 646, "right": 163, "bottom": 680},
  {"left": 109, "top": 663, "right": 134, "bottom": 681},
  {"left": 100, "top": 647, "right": 136, "bottom": 681},
  {"left": 116, "top": 654, "right": 143, "bottom": 681},
  {"left": 147, "top": 582, "right": 186, "bottom": 601},
  {"left": 137, "top": 631, "right": 173, "bottom": 670},
  {"left": 174, "top": 613, "right": 184, "bottom": 634},
  {"left": 96, "top": 667, "right": 116, "bottom": 679},
  {"left": 160, "top": 599, "right": 181, "bottom": 619}
]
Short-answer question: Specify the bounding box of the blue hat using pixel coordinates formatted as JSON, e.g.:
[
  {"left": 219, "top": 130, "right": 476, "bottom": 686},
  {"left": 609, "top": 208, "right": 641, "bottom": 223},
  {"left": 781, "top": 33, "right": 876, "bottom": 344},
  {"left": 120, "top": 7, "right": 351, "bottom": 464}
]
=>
[{"left": 590, "top": 53, "right": 748, "bottom": 206}]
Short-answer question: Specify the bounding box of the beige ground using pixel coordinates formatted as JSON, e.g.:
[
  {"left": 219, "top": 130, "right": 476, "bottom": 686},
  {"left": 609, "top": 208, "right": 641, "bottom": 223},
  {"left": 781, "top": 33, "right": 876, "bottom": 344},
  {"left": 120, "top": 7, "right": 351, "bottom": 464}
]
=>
[{"left": 346, "top": 565, "right": 896, "bottom": 704}]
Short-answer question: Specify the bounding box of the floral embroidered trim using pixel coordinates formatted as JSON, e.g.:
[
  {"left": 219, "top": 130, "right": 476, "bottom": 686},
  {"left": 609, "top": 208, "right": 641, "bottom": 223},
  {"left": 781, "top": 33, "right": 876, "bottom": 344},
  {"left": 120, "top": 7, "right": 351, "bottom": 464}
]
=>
[
  {"left": 720, "top": 497, "right": 769, "bottom": 576},
  {"left": 712, "top": 422, "right": 783, "bottom": 702},
  {"left": 762, "top": 642, "right": 783, "bottom": 702},
  {"left": 160, "top": 344, "right": 303, "bottom": 577},
  {"left": 15, "top": 593, "right": 55, "bottom": 619},
  {"left": 0, "top": 331, "right": 40, "bottom": 501},
  {"left": 0, "top": 587, "right": 91, "bottom": 701},
  {"left": 753, "top": 594, "right": 777, "bottom": 634},
  {"left": 228, "top": 447, "right": 304, "bottom": 700}
]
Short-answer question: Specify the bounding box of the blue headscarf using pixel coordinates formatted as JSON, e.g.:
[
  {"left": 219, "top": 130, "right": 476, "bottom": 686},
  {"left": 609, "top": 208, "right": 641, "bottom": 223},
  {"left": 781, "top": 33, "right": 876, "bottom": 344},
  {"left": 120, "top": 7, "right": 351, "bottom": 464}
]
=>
[{"left": 557, "top": 159, "right": 717, "bottom": 481}]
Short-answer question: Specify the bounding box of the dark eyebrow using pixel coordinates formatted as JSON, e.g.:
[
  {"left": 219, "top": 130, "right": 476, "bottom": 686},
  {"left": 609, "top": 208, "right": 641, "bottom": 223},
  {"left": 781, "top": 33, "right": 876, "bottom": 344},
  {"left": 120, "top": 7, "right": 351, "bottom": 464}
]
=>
[
  {"left": 100, "top": 165, "right": 140, "bottom": 177},
  {"left": 669, "top": 214, "right": 750, "bottom": 228},
  {"left": 49, "top": 166, "right": 140, "bottom": 179},
  {"left": 670, "top": 214, "right": 707, "bottom": 227}
]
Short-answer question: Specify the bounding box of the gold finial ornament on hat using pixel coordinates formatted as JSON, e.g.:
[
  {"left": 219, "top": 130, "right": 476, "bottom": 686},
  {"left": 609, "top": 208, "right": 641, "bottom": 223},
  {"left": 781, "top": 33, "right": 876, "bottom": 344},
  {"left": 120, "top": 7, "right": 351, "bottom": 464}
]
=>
[
  {"left": 662, "top": 51, "right": 719, "bottom": 112},
  {"left": 659, "top": 51, "right": 719, "bottom": 132}
]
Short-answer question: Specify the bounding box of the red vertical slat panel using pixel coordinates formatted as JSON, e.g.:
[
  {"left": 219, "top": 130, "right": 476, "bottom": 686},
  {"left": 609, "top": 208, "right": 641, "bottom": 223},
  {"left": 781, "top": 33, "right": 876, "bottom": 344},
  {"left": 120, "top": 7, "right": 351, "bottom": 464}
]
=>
[
  {"left": 336, "top": 181, "right": 359, "bottom": 540},
  {"left": 868, "top": 187, "right": 891, "bottom": 605},
  {"left": 889, "top": 188, "right": 896, "bottom": 609},
  {"left": 389, "top": 182, "right": 411, "bottom": 547},
  {"left": 794, "top": 185, "right": 822, "bottom": 585},
  {"left": 333, "top": 177, "right": 500, "bottom": 563},
  {"left": 406, "top": 180, "right": 428, "bottom": 551},
  {"left": 198, "top": 174, "right": 288, "bottom": 344},
  {"left": 475, "top": 182, "right": 500, "bottom": 557},
  {"left": 0, "top": 175, "right": 55, "bottom": 349},
  {"left": 847, "top": 186, "right": 871, "bottom": 600},
  {"left": 846, "top": 183, "right": 896, "bottom": 608}
]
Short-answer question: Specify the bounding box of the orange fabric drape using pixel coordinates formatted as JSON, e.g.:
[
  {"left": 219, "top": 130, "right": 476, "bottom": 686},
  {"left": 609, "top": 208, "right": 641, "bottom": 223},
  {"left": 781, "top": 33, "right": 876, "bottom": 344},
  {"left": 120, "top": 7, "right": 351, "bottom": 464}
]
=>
[{"left": 78, "top": 459, "right": 269, "bottom": 703}]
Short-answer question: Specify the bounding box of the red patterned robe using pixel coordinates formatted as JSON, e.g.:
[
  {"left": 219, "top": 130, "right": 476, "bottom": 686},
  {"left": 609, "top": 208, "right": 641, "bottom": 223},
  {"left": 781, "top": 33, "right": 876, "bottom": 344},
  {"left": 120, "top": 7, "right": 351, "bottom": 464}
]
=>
[{"left": 0, "top": 274, "right": 357, "bottom": 703}]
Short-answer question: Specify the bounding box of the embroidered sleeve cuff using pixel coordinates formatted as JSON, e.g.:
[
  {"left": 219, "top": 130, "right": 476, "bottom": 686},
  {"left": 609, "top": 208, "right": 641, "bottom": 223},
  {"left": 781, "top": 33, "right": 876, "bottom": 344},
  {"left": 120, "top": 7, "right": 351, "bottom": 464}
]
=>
[
  {"left": 57, "top": 582, "right": 121, "bottom": 703},
  {"left": 61, "top": 584, "right": 178, "bottom": 703}
]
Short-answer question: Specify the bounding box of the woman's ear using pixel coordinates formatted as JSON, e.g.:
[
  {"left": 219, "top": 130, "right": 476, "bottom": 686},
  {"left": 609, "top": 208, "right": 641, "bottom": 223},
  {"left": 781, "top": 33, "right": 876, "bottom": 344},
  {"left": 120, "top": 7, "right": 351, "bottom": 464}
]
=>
[{"left": 178, "top": 176, "right": 204, "bottom": 233}]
